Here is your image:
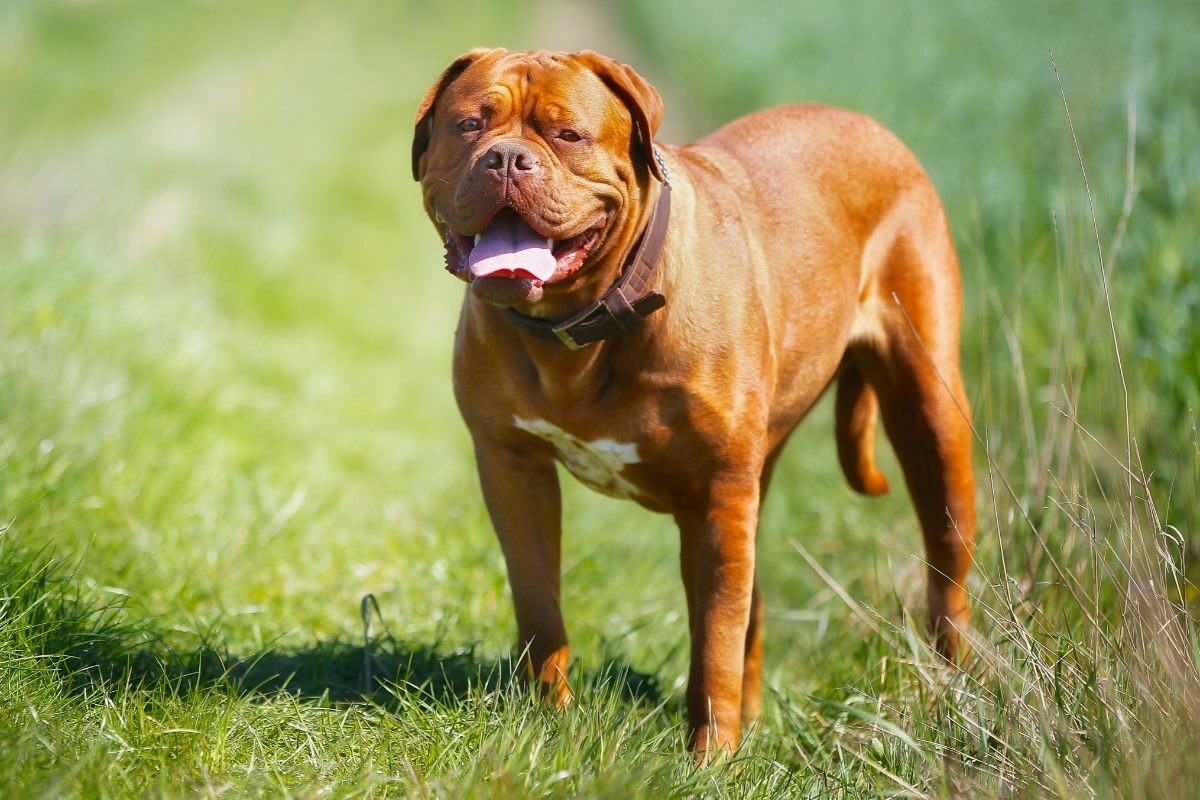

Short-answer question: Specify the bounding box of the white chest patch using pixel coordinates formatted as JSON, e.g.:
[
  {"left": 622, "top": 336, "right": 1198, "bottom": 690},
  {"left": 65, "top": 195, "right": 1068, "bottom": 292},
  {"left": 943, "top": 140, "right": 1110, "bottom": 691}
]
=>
[{"left": 513, "top": 417, "right": 643, "bottom": 500}]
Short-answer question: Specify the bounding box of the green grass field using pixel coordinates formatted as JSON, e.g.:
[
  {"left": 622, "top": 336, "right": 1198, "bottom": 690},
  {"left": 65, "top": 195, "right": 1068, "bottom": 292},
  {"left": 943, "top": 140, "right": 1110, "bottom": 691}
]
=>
[{"left": 2, "top": 1, "right": 1198, "bottom": 796}]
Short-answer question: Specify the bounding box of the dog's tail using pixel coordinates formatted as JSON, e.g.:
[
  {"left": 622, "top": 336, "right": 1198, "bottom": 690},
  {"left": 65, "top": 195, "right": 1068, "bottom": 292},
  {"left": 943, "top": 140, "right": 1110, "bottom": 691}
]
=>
[{"left": 834, "top": 359, "right": 890, "bottom": 496}]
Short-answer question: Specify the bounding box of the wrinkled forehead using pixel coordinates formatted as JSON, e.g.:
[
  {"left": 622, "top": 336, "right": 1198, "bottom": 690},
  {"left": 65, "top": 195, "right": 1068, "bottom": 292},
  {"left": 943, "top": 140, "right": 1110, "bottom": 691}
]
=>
[{"left": 439, "top": 51, "right": 623, "bottom": 127}]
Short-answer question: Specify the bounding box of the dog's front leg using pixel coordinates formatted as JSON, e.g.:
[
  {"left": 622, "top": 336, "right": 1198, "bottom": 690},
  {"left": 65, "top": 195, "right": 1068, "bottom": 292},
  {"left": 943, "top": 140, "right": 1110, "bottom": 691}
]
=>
[
  {"left": 474, "top": 440, "right": 571, "bottom": 706},
  {"left": 676, "top": 475, "right": 759, "bottom": 755}
]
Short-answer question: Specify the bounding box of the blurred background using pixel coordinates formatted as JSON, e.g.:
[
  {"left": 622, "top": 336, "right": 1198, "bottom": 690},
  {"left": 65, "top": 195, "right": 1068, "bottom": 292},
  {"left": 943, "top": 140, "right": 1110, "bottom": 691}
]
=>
[{"left": 1, "top": 0, "right": 1198, "bottom": 792}]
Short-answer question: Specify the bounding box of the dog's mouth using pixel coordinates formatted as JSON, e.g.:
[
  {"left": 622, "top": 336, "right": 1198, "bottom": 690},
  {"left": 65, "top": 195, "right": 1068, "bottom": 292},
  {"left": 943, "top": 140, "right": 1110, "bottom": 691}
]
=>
[{"left": 443, "top": 208, "right": 605, "bottom": 292}]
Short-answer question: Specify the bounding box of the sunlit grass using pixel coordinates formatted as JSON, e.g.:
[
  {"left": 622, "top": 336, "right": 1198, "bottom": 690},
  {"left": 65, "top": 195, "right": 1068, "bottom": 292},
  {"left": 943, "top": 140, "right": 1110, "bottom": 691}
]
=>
[{"left": 1, "top": 0, "right": 1198, "bottom": 796}]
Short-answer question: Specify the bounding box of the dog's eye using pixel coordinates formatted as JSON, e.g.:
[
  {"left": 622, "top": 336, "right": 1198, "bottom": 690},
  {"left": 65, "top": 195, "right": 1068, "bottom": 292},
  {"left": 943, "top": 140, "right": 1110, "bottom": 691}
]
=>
[
  {"left": 457, "top": 118, "right": 482, "bottom": 133},
  {"left": 557, "top": 129, "right": 583, "bottom": 143}
]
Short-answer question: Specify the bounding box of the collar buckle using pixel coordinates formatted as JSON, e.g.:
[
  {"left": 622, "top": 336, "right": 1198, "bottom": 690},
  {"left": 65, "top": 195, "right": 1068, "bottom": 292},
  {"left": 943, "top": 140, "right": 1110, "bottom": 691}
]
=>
[
  {"left": 549, "top": 300, "right": 604, "bottom": 350},
  {"left": 552, "top": 326, "right": 586, "bottom": 350}
]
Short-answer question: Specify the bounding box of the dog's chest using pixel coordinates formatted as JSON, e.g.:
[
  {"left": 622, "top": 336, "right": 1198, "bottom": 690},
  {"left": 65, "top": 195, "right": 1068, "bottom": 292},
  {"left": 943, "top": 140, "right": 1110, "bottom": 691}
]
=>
[{"left": 513, "top": 417, "right": 645, "bottom": 500}]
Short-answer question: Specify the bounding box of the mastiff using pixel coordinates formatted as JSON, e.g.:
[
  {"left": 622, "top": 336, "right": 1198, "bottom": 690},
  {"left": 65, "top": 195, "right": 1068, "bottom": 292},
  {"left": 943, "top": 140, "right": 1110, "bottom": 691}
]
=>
[{"left": 412, "top": 48, "right": 975, "bottom": 754}]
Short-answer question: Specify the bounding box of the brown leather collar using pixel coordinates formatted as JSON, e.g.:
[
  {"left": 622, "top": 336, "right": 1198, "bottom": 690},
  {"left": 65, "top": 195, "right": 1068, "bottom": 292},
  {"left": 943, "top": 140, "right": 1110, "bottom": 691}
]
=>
[{"left": 503, "top": 154, "right": 671, "bottom": 350}]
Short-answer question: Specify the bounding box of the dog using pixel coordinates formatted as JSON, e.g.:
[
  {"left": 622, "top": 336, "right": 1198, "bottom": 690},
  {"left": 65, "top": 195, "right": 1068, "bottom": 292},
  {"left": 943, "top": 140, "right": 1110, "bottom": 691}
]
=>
[{"left": 413, "top": 48, "right": 975, "bottom": 754}]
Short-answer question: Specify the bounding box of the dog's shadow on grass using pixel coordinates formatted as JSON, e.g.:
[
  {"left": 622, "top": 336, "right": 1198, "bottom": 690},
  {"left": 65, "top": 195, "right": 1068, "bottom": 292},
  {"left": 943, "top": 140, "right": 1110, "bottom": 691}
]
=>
[
  {"left": 3, "top": 548, "right": 663, "bottom": 709},
  {"left": 15, "top": 585, "right": 659, "bottom": 710},
  {"left": 149, "top": 634, "right": 665, "bottom": 708},
  {"left": 62, "top": 623, "right": 664, "bottom": 709}
]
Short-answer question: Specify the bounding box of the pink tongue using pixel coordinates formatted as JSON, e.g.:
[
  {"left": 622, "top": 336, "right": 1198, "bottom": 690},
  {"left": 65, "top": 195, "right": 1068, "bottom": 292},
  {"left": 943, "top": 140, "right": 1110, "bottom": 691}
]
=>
[{"left": 468, "top": 211, "right": 557, "bottom": 282}]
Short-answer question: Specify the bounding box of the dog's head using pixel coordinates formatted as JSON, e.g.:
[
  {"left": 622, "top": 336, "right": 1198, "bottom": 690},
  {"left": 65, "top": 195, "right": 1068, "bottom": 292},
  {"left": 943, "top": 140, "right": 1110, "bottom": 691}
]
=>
[{"left": 413, "top": 49, "right": 664, "bottom": 307}]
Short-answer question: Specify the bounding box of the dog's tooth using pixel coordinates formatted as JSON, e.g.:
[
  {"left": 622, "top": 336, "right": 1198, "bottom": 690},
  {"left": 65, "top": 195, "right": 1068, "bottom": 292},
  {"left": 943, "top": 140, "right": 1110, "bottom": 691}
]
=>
[
  {"left": 474, "top": 234, "right": 481, "bottom": 246},
  {"left": 546, "top": 238, "right": 554, "bottom": 248}
]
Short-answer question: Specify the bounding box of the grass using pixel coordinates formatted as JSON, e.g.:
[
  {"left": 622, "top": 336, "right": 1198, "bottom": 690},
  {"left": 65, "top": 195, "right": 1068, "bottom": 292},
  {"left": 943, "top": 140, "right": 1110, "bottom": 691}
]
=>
[{"left": 1, "top": 0, "right": 1198, "bottom": 796}]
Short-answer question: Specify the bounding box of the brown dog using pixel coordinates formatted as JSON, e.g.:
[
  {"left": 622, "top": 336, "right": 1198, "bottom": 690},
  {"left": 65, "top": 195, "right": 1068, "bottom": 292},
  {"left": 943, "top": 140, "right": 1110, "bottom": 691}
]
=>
[{"left": 413, "top": 48, "right": 974, "bottom": 754}]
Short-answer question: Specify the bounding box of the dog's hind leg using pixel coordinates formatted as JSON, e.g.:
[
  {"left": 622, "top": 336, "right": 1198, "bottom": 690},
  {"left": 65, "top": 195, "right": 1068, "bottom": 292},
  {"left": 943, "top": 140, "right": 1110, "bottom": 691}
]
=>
[{"left": 855, "top": 195, "right": 976, "bottom": 661}]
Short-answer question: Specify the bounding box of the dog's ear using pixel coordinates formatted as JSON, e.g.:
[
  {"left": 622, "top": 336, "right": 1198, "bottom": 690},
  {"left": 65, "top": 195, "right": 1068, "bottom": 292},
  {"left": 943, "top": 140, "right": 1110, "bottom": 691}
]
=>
[
  {"left": 413, "top": 49, "right": 500, "bottom": 181},
  {"left": 575, "top": 51, "right": 665, "bottom": 182}
]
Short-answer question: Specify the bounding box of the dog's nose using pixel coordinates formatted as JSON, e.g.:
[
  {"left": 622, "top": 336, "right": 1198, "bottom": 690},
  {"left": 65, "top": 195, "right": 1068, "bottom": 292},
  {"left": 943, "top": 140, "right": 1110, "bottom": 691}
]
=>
[{"left": 483, "top": 140, "right": 540, "bottom": 177}]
